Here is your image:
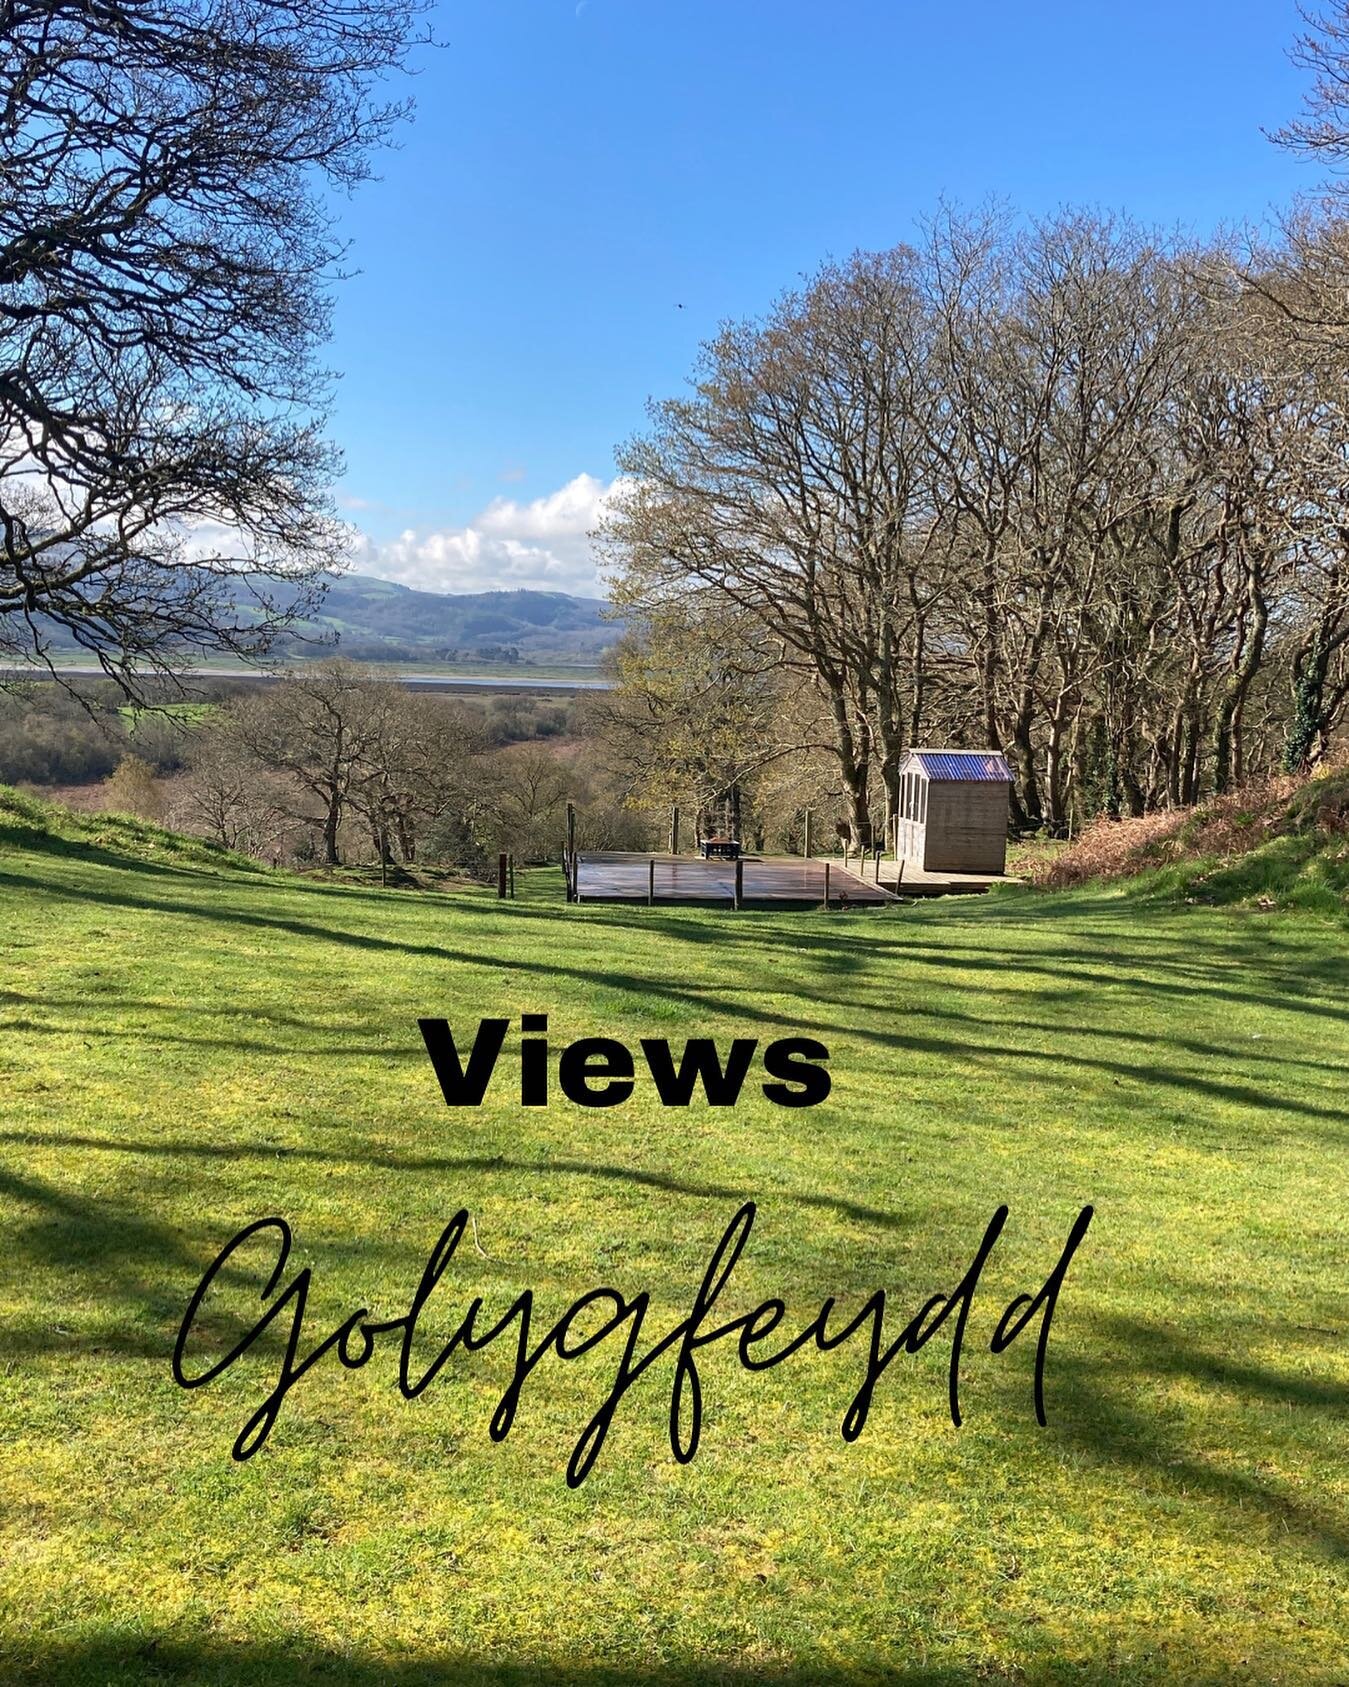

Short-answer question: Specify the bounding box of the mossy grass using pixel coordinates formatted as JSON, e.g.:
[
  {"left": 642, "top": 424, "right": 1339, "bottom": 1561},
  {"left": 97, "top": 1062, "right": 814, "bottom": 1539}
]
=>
[{"left": 1, "top": 787, "right": 1346, "bottom": 1683}]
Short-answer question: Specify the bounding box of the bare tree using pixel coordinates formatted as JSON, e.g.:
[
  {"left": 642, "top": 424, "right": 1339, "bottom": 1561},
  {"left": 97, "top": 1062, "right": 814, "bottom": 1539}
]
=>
[
  {"left": 0, "top": 0, "right": 424, "bottom": 686},
  {"left": 602, "top": 248, "right": 948, "bottom": 848},
  {"left": 346, "top": 692, "right": 486, "bottom": 871},
  {"left": 485, "top": 744, "right": 575, "bottom": 862},
  {"left": 597, "top": 594, "right": 799, "bottom": 842},
  {"left": 223, "top": 662, "right": 393, "bottom": 864},
  {"left": 1277, "top": 3, "right": 1349, "bottom": 183},
  {"left": 603, "top": 202, "right": 1349, "bottom": 839},
  {"left": 174, "top": 721, "right": 296, "bottom": 857},
  {"left": 922, "top": 210, "right": 1203, "bottom": 829}
]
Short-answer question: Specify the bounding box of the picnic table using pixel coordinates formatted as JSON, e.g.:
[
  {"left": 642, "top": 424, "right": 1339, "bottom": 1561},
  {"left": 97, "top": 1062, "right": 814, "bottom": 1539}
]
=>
[{"left": 699, "top": 836, "right": 742, "bottom": 860}]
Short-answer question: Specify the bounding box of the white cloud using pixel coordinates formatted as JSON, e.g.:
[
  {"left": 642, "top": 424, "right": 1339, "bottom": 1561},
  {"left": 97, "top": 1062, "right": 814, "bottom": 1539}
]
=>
[{"left": 344, "top": 472, "right": 624, "bottom": 598}]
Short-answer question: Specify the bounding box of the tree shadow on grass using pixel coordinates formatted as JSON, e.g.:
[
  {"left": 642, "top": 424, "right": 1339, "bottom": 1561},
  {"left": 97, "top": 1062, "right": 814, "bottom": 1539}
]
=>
[
  {"left": 0, "top": 1159, "right": 256, "bottom": 1361},
  {"left": 10, "top": 917, "right": 1349, "bottom": 1094},
  {"left": 0, "top": 1126, "right": 910, "bottom": 1243},
  {"left": 7, "top": 1134, "right": 1347, "bottom": 1577},
  {"left": 14, "top": 854, "right": 1348, "bottom": 1040},
  {"left": 542, "top": 894, "right": 1349, "bottom": 1010},
  {"left": 3, "top": 1162, "right": 1343, "bottom": 1660},
  {"left": 0, "top": 1125, "right": 915, "bottom": 1363},
  {"left": 0, "top": 1634, "right": 1306, "bottom": 1687},
  {"left": 0, "top": 815, "right": 268, "bottom": 879},
  {"left": 5, "top": 869, "right": 1346, "bottom": 1129},
  {"left": 1037, "top": 1312, "right": 1349, "bottom": 1563}
]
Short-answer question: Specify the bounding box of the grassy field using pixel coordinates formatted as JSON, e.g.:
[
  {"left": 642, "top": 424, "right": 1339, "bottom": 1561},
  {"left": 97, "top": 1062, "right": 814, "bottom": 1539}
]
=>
[
  {"left": 33, "top": 653, "right": 609, "bottom": 684},
  {"left": 0, "top": 788, "right": 1346, "bottom": 1685}
]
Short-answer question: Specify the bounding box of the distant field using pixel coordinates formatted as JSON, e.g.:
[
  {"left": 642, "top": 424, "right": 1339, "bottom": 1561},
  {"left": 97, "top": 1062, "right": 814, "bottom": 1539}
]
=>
[
  {"left": 371, "top": 659, "right": 606, "bottom": 683},
  {"left": 118, "top": 702, "right": 216, "bottom": 727},
  {"left": 0, "top": 788, "right": 1346, "bottom": 1685},
  {"left": 7, "top": 656, "right": 610, "bottom": 691}
]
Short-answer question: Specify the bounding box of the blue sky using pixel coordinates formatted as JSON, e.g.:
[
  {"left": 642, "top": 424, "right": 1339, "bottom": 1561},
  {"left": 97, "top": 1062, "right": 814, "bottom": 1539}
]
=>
[{"left": 332, "top": 0, "right": 1316, "bottom": 598}]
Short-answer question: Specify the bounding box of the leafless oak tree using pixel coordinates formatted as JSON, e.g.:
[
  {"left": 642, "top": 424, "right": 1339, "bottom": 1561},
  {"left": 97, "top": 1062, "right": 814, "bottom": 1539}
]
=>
[
  {"left": 604, "top": 209, "right": 1349, "bottom": 841},
  {"left": 0, "top": 0, "right": 423, "bottom": 687}
]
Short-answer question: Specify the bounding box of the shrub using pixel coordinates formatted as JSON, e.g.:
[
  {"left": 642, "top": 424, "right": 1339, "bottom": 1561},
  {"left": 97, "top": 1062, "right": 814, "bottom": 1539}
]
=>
[{"left": 103, "top": 755, "right": 166, "bottom": 821}]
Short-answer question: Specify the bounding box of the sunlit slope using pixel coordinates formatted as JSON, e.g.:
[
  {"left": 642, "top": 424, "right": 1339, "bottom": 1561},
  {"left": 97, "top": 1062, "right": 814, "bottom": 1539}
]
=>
[{"left": 1, "top": 787, "right": 1346, "bottom": 1685}]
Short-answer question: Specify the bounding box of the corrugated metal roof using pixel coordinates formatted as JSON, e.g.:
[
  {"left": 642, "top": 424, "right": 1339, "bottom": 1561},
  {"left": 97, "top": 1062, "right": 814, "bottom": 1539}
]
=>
[{"left": 904, "top": 749, "right": 1013, "bottom": 782}]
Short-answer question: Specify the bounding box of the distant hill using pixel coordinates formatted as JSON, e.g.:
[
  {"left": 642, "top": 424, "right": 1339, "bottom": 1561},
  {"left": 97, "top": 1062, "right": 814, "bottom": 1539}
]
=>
[
  {"left": 274, "top": 575, "right": 616, "bottom": 665},
  {"left": 26, "top": 572, "right": 618, "bottom": 668}
]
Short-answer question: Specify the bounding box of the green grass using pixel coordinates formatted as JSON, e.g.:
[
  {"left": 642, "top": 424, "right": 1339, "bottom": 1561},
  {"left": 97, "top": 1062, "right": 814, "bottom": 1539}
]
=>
[
  {"left": 1, "top": 787, "right": 1346, "bottom": 1685},
  {"left": 1034, "top": 769, "right": 1349, "bottom": 923},
  {"left": 1138, "top": 828, "right": 1349, "bottom": 922},
  {"left": 118, "top": 703, "right": 217, "bottom": 728},
  {"left": 1004, "top": 835, "right": 1070, "bottom": 877}
]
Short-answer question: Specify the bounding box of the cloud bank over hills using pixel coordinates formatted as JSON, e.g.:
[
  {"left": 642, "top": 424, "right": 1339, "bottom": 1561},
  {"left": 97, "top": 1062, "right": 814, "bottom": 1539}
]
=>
[{"left": 345, "top": 473, "right": 624, "bottom": 597}]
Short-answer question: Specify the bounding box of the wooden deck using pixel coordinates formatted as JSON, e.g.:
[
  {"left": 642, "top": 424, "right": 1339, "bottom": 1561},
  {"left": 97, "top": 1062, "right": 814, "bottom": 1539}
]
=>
[{"left": 572, "top": 851, "right": 896, "bottom": 907}]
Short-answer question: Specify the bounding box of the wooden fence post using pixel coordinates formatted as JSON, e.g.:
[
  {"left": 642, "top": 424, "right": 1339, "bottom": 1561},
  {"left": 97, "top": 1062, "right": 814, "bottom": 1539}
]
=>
[
  {"left": 734, "top": 855, "right": 744, "bottom": 910},
  {"left": 497, "top": 852, "right": 508, "bottom": 900},
  {"left": 669, "top": 804, "right": 680, "bottom": 855},
  {"left": 823, "top": 860, "right": 831, "bottom": 910},
  {"left": 803, "top": 809, "right": 812, "bottom": 858},
  {"left": 648, "top": 856, "right": 655, "bottom": 906}
]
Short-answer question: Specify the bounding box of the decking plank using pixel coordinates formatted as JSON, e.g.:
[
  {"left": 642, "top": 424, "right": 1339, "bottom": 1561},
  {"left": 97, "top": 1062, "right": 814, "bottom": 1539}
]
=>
[{"left": 572, "top": 852, "right": 895, "bottom": 906}]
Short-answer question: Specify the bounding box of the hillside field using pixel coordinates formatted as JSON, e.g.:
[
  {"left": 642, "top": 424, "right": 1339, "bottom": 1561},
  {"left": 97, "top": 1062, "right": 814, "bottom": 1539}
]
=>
[
  {"left": 0, "top": 789, "right": 1346, "bottom": 1685},
  {"left": 30, "top": 579, "right": 618, "bottom": 669}
]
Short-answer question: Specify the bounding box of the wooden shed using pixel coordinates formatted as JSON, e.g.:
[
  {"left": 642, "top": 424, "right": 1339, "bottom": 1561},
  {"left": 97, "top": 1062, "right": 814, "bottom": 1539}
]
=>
[{"left": 894, "top": 749, "right": 1013, "bottom": 875}]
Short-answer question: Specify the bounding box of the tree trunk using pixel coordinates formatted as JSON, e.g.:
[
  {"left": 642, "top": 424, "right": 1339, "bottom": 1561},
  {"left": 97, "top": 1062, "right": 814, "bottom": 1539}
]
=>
[
  {"left": 1214, "top": 580, "right": 1268, "bottom": 795},
  {"left": 323, "top": 796, "right": 341, "bottom": 866},
  {"left": 827, "top": 684, "right": 872, "bottom": 848},
  {"left": 1010, "top": 714, "right": 1042, "bottom": 830},
  {"left": 979, "top": 553, "right": 1000, "bottom": 750},
  {"left": 727, "top": 784, "right": 742, "bottom": 843},
  {"left": 1044, "top": 708, "right": 1070, "bottom": 836}
]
